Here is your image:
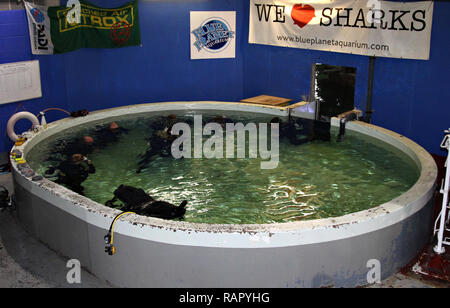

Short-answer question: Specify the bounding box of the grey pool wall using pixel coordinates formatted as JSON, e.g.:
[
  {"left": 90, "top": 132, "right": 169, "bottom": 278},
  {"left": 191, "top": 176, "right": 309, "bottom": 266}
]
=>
[{"left": 11, "top": 102, "right": 437, "bottom": 287}]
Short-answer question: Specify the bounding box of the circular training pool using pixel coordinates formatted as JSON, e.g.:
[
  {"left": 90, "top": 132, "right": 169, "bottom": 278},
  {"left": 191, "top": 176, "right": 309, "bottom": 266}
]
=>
[{"left": 11, "top": 102, "right": 437, "bottom": 287}]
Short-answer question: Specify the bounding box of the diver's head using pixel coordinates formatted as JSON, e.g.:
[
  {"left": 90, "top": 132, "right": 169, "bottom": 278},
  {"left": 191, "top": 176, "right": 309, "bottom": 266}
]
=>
[
  {"left": 109, "top": 122, "right": 119, "bottom": 131},
  {"left": 71, "top": 154, "right": 85, "bottom": 162},
  {"left": 83, "top": 136, "right": 94, "bottom": 144}
]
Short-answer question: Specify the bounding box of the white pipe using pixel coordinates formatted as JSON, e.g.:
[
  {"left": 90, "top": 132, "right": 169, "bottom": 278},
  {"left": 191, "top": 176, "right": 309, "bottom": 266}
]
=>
[
  {"left": 6, "top": 111, "right": 40, "bottom": 142},
  {"left": 40, "top": 112, "right": 47, "bottom": 129}
]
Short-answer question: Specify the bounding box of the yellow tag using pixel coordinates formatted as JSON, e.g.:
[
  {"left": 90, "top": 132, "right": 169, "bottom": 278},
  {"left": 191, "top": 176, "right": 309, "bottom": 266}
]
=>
[{"left": 15, "top": 138, "right": 25, "bottom": 146}]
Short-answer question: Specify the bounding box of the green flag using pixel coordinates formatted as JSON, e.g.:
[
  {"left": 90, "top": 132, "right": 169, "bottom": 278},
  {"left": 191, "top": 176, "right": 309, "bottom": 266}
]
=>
[{"left": 25, "top": 0, "right": 141, "bottom": 54}]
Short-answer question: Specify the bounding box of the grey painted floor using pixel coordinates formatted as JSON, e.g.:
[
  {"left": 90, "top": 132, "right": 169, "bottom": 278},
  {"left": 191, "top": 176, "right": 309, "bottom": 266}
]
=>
[
  {"left": 0, "top": 172, "right": 445, "bottom": 288},
  {"left": 0, "top": 173, "right": 109, "bottom": 288}
]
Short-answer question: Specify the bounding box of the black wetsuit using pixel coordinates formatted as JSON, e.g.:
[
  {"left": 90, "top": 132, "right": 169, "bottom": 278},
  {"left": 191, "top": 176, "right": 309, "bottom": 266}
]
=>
[
  {"left": 137, "top": 128, "right": 177, "bottom": 173},
  {"left": 44, "top": 137, "right": 96, "bottom": 179},
  {"left": 48, "top": 138, "right": 94, "bottom": 158},
  {"left": 92, "top": 126, "right": 128, "bottom": 148},
  {"left": 56, "top": 159, "right": 96, "bottom": 194},
  {"left": 149, "top": 116, "right": 179, "bottom": 131},
  {"left": 105, "top": 185, "right": 154, "bottom": 209},
  {"left": 105, "top": 185, "right": 187, "bottom": 219}
]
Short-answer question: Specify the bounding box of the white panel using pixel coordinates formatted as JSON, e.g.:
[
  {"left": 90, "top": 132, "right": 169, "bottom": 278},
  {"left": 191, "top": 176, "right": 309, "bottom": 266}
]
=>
[{"left": 0, "top": 60, "right": 42, "bottom": 105}]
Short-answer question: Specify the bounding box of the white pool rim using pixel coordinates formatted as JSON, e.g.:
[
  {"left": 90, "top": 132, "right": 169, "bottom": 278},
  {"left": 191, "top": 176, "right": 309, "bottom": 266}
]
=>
[{"left": 11, "top": 101, "right": 437, "bottom": 249}]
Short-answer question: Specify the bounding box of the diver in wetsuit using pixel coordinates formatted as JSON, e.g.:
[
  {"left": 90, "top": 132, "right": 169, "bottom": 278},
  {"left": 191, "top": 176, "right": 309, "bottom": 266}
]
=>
[
  {"left": 67, "top": 136, "right": 95, "bottom": 156},
  {"left": 137, "top": 125, "right": 177, "bottom": 173},
  {"left": 105, "top": 184, "right": 187, "bottom": 219},
  {"left": 92, "top": 122, "right": 128, "bottom": 148},
  {"left": 149, "top": 114, "right": 178, "bottom": 131},
  {"left": 44, "top": 136, "right": 96, "bottom": 179},
  {"left": 49, "top": 135, "right": 95, "bottom": 158},
  {"left": 136, "top": 114, "right": 234, "bottom": 173},
  {"left": 136, "top": 115, "right": 184, "bottom": 173},
  {"left": 53, "top": 122, "right": 127, "bottom": 160},
  {"left": 56, "top": 154, "right": 96, "bottom": 195}
]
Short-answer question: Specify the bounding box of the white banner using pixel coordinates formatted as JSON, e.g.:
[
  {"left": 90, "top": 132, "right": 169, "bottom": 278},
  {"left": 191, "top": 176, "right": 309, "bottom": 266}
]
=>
[
  {"left": 190, "top": 11, "right": 236, "bottom": 60},
  {"left": 24, "top": 1, "right": 53, "bottom": 55},
  {"left": 249, "top": 0, "right": 434, "bottom": 60}
]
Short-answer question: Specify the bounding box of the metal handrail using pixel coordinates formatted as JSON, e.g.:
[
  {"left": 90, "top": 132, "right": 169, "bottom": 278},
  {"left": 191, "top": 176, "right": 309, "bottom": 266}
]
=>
[{"left": 434, "top": 129, "right": 450, "bottom": 254}]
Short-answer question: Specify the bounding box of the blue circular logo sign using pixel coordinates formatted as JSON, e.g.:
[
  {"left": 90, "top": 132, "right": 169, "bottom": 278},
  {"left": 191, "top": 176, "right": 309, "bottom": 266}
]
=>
[
  {"left": 30, "top": 8, "right": 45, "bottom": 23},
  {"left": 192, "top": 17, "right": 234, "bottom": 53}
]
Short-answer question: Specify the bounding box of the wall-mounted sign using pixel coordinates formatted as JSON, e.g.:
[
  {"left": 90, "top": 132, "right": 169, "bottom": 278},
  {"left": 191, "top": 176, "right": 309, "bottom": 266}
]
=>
[
  {"left": 249, "top": 0, "right": 434, "bottom": 60},
  {"left": 0, "top": 60, "right": 42, "bottom": 105},
  {"left": 190, "top": 11, "right": 236, "bottom": 60},
  {"left": 24, "top": 0, "right": 141, "bottom": 54}
]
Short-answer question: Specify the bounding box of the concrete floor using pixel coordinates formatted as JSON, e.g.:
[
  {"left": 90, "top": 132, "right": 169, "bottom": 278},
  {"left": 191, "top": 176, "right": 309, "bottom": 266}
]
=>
[
  {"left": 0, "top": 173, "right": 109, "bottom": 288},
  {"left": 0, "top": 172, "right": 446, "bottom": 288}
]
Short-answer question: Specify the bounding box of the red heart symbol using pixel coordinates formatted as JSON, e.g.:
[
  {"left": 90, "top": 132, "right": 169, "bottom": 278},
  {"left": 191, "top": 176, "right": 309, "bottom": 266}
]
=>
[{"left": 291, "top": 4, "right": 316, "bottom": 28}]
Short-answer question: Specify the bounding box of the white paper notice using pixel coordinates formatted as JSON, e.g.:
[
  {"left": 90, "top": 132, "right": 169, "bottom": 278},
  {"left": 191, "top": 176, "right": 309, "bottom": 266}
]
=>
[{"left": 0, "top": 60, "right": 42, "bottom": 105}]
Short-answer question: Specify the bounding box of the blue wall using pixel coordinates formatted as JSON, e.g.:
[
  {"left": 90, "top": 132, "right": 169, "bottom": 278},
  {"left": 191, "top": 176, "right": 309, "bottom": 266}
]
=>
[
  {"left": 0, "top": 0, "right": 247, "bottom": 155},
  {"left": 0, "top": 0, "right": 449, "bottom": 156},
  {"left": 61, "top": 0, "right": 246, "bottom": 111}
]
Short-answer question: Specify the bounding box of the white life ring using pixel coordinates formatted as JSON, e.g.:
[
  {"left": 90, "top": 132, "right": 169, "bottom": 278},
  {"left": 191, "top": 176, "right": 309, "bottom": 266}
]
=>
[{"left": 7, "top": 111, "right": 40, "bottom": 142}]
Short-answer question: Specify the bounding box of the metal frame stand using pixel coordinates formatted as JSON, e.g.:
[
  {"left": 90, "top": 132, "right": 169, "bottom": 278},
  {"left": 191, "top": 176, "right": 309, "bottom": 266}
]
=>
[{"left": 434, "top": 129, "right": 450, "bottom": 254}]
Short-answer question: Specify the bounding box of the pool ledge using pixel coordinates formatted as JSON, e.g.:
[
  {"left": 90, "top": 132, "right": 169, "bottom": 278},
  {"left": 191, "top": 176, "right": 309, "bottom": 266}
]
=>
[{"left": 11, "top": 102, "right": 437, "bottom": 249}]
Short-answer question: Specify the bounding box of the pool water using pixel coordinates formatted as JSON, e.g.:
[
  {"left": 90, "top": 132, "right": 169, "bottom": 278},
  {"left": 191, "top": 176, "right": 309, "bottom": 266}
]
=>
[{"left": 27, "top": 111, "right": 419, "bottom": 224}]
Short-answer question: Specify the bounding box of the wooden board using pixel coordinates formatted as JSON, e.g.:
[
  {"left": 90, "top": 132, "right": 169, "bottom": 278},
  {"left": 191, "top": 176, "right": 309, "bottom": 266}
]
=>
[{"left": 240, "top": 95, "right": 292, "bottom": 107}]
